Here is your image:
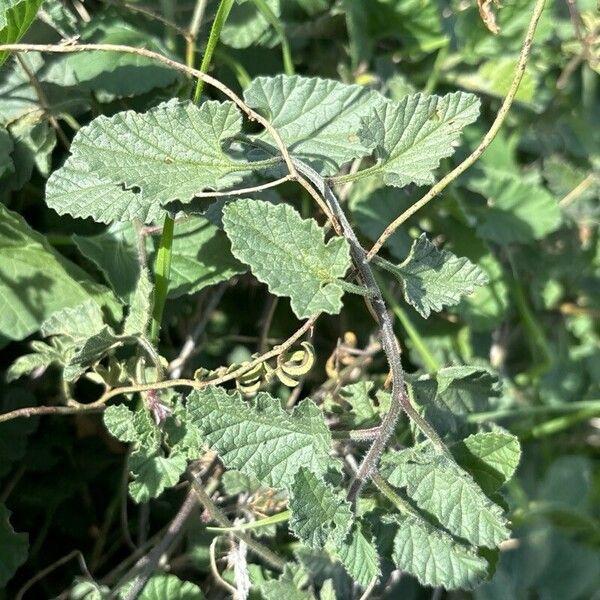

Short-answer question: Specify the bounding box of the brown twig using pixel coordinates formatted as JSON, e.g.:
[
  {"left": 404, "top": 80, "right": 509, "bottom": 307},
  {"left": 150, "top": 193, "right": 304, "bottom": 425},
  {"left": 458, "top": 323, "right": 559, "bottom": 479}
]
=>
[
  {"left": 15, "top": 54, "right": 70, "bottom": 148},
  {"left": 366, "top": 0, "right": 547, "bottom": 260}
]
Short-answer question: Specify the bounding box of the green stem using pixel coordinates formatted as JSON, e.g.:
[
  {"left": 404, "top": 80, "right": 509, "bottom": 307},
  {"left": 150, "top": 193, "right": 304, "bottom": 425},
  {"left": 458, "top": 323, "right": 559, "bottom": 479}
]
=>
[
  {"left": 378, "top": 275, "right": 440, "bottom": 373},
  {"left": 151, "top": 0, "right": 233, "bottom": 344},
  {"left": 150, "top": 214, "right": 175, "bottom": 343},
  {"left": 467, "top": 399, "right": 600, "bottom": 423},
  {"left": 214, "top": 48, "right": 252, "bottom": 88},
  {"left": 523, "top": 406, "right": 600, "bottom": 439},
  {"left": 424, "top": 42, "right": 449, "bottom": 94},
  {"left": 193, "top": 0, "right": 234, "bottom": 103},
  {"left": 207, "top": 510, "right": 290, "bottom": 532},
  {"left": 509, "top": 270, "right": 553, "bottom": 377},
  {"left": 252, "top": 0, "right": 294, "bottom": 76}
]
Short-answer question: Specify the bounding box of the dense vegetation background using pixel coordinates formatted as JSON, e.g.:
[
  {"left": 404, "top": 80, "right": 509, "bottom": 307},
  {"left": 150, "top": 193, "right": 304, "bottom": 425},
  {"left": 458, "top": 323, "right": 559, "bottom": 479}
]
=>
[{"left": 0, "top": 0, "right": 599, "bottom": 599}]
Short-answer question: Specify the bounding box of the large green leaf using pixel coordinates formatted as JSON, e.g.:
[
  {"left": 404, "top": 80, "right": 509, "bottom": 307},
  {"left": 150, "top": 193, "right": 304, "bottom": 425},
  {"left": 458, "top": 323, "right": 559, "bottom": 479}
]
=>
[
  {"left": 46, "top": 100, "right": 252, "bottom": 224},
  {"left": 392, "top": 514, "right": 489, "bottom": 590},
  {"left": 0, "top": 0, "right": 43, "bottom": 66},
  {"left": 244, "top": 74, "right": 385, "bottom": 174},
  {"left": 0, "top": 204, "right": 119, "bottom": 341},
  {"left": 333, "top": 522, "right": 381, "bottom": 588},
  {"left": 222, "top": 199, "right": 351, "bottom": 318},
  {"left": 289, "top": 467, "right": 353, "bottom": 549},
  {"left": 221, "top": 0, "right": 280, "bottom": 48},
  {"left": 453, "top": 431, "right": 521, "bottom": 496},
  {"left": 186, "top": 387, "right": 335, "bottom": 490},
  {"left": 375, "top": 234, "right": 488, "bottom": 318},
  {"left": 358, "top": 92, "right": 480, "bottom": 187},
  {"left": 0, "top": 504, "right": 28, "bottom": 587},
  {"left": 44, "top": 17, "right": 181, "bottom": 100},
  {"left": 382, "top": 444, "right": 509, "bottom": 548},
  {"left": 167, "top": 216, "right": 246, "bottom": 298},
  {"left": 468, "top": 174, "right": 562, "bottom": 245},
  {"left": 136, "top": 574, "right": 205, "bottom": 600},
  {"left": 128, "top": 451, "right": 188, "bottom": 504}
]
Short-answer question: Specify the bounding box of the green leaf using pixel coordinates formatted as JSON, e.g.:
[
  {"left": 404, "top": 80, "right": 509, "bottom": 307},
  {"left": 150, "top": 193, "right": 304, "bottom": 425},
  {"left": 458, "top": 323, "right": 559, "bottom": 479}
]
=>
[
  {"left": 0, "top": 0, "right": 44, "bottom": 66},
  {"left": 410, "top": 366, "right": 501, "bottom": 437},
  {"left": 0, "top": 204, "right": 119, "bottom": 341},
  {"left": 452, "top": 431, "right": 521, "bottom": 495},
  {"left": 244, "top": 74, "right": 385, "bottom": 174},
  {"left": 6, "top": 338, "right": 73, "bottom": 382},
  {"left": 46, "top": 100, "right": 251, "bottom": 224},
  {"left": 103, "top": 404, "right": 160, "bottom": 451},
  {"left": 376, "top": 234, "right": 489, "bottom": 318},
  {"left": 289, "top": 467, "right": 353, "bottom": 549},
  {"left": 259, "top": 564, "right": 315, "bottom": 600},
  {"left": 392, "top": 514, "right": 489, "bottom": 590},
  {"left": 468, "top": 174, "right": 562, "bottom": 245},
  {"left": 0, "top": 504, "right": 28, "bottom": 587},
  {"left": 222, "top": 199, "right": 351, "bottom": 318},
  {"left": 331, "top": 381, "right": 390, "bottom": 428},
  {"left": 382, "top": 444, "right": 509, "bottom": 548},
  {"left": 221, "top": 0, "right": 280, "bottom": 49},
  {"left": 44, "top": 17, "right": 181, "bottom": 100},
  {"left": 137, "top": 574, "right": 205, "bottom": 600},
  {"left": 166, "top": 216, "right": 246, "bottom": 298},
  {"left": 358, "top": 92, "right": 480, "bottom": 187},
  {"left": 73, "top": 222, "right": 142, "bottom": 302},
  {"left": 333, "top": 522, "right": 381, "bottom": 588},
  {"left": 128, "top": 451, "right": 187, "bottom": 503},
  {"left": 186, "top": 386, "right": 335, "bottom": 490},
  {"left": 41, "top": 299, "right": 105, "bottom": 341},
  {"left": 123, "top": 269, "right": 153, "bottom": 336}
]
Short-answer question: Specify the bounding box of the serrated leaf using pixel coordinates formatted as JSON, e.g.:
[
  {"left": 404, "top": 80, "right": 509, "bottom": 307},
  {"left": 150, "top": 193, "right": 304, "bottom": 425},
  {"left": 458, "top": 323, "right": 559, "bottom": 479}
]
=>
[
  {"left": 46, "top": 100, "right": 251, "bottom": 224},
  {"left": 453, "top": 431, "right": 521, "bottom": 495},
  {"left": 244, "top": 74, "right": 385, "bottom": 174},
  {"left": 409, "top": 366, "right": 501, "bottom": 437},
  {"left": 259, "top": 564, "right": 315, "bottom": 600},
  {"left": 186, "top": 386, "right": 335, "bottom": 490},
  {"left": 103, "top": 404, "right": 160, "bottom": 451},
  {"left": 63, "top": 326, "right": 125, "bottom": 381},
  {"left": 222, "top": 199, "right": 351, "bottom": 318},
  {"left": 128, "top": 451, "right": 187, "bottom": 503},
  {"left": 136, "top": 574, "right": 205, "bottom": 600},
  {"left": 382, "top": 444, "right": 509, "bottom": 548},
  {"left": 6, "top": 338, "right": 70, "bottom": 382},
  {"left": 333, "top": 381, "right": 389, "bottom": 428},
  {"left": 359, "top": 92, "right": 480, "bottom": 187},
  {"left": 41, "top": 299, "right": 105, "bottom": 341},
  {"left": 392, "top": 514, "right": 489, "bottom": 590},
  {"left": 123, "top": 269, "right": 153, "bottom": 336},
  {"left": 333, "top": 522, "right": 381, "bottom": 588},
  {"left": 376, "top": 234, "right": 488, "bottom": 318},
  {"left": 289, "top": 467, "right": 353, "bottom": 549},
  {"left": 0, "top": 203, "right": 119, "bottom": 341},
  {"left": 0, "top": 504, "right": 28, "bottom": 587},
  {"left": 0, "top": 0, "right": 44, "bottom": 66},
  {"left": 164, "top": 400, "right": 204, "bottom": 461}
]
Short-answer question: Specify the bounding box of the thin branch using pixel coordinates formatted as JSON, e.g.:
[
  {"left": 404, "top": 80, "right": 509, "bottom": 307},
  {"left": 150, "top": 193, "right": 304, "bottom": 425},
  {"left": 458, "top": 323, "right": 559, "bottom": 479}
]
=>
[
  {"left": 121, "top": 490, "right": 198, "bottom": 600},
  {"left": 366, "top": 0, "right": 547, "bottom": 260},
  {"left": 16, "top": 550, "right": 93, "bottom": 600},
  {"left": 189, "top": 474, "right": 286, "bottom": 570},
  {"left": 559, "top": 173, "right": 596, "bottom": 207},
  {"left": 0, "top": 404, "right": 105, "bottom": 424},
  {"left": 101, "top": 0, "right": 192, "bottom": 42},
  {"left": 209, "top": 537, "right": 239, "bottom": 597},
  {"left": 0, "top": 43, "right": 297, "bottom": 178},
  {"left": 15, "top": 54, "right": 70, "bottom": 148},
  {"left": 0, "top": 317, "right": 317, "bottom": 424},
  {"left": 192, "top": 174, "right": 293, "bottom": 198},
  {"left": 292, "top": 159, "right": 445, "bottom": 506}
]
